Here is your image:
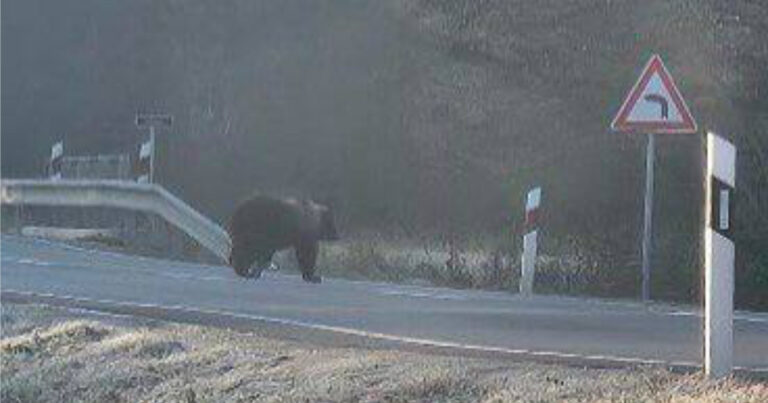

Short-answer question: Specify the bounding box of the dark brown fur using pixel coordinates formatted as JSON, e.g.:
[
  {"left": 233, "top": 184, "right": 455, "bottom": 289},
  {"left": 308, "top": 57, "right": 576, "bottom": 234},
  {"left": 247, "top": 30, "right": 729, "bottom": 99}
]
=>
[{"left": 228, "top": 195, "right": 338, "bottom": 282}]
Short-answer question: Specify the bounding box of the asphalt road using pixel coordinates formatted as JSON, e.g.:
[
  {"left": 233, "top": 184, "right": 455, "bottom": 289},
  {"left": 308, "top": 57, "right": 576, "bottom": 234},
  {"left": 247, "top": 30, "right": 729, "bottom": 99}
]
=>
[{"left": 2, "top": 235, "right": 767, "bottom": 370}]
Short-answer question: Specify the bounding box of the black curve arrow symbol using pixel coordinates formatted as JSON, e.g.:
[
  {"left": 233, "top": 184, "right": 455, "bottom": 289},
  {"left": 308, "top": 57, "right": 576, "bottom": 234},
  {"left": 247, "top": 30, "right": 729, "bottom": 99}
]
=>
[{"left": 644, "top": 94, "right": 668, "bottom": 120}]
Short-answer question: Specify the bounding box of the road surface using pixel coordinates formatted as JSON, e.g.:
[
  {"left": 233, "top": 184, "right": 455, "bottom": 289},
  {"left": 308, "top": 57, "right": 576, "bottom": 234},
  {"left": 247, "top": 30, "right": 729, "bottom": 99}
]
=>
[{"left": 2, "top": 235, "right": 767, "bottom": 370}]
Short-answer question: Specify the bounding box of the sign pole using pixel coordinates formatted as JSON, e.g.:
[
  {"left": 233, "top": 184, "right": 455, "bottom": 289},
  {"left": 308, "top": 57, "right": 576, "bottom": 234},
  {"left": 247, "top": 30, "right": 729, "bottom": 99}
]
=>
[
  {"left": 610, "top": 55, "right": 697, "bottom": 302},
  {"left": 704, "top": 132, "right": 735, "bottom": 378},
  {"left": 641, "top": 133, "right": 655, "bottom": 301}
]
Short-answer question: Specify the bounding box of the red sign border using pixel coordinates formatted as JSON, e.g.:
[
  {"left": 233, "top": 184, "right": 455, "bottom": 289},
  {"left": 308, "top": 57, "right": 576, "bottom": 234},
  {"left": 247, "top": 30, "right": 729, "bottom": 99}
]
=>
[{"left": 611, "top": 55, "right": 697, "bottom": 134}]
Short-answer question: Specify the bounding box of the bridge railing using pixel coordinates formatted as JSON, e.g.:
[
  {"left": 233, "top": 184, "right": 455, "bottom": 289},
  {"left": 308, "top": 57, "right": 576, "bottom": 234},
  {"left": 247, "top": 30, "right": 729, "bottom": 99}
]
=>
[{"left": 0, "top": 179, "right": 231, "bottom": 263}]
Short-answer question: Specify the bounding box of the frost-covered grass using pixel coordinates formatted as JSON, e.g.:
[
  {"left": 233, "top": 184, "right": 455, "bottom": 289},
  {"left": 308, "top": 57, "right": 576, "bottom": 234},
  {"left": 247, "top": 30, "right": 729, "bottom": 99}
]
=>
[{"left": 2, "top": 303, "right": 766, "bottom": 402}]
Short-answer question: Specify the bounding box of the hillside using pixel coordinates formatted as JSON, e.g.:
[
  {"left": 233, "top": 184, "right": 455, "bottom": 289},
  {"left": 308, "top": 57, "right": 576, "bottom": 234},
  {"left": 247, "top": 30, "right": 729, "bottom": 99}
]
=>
[
  {"left": 2, "top": 0, "right": 766, "bottom": 307},
  {"left": 396, "top": 0, "right": 768, "bottom": 306}
]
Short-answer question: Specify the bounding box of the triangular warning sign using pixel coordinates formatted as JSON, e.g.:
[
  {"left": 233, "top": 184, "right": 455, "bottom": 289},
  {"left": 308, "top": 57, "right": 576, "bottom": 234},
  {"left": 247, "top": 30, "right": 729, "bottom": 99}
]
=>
[{"left": 611, "top": 54, "right": 697, "bottom": 134}]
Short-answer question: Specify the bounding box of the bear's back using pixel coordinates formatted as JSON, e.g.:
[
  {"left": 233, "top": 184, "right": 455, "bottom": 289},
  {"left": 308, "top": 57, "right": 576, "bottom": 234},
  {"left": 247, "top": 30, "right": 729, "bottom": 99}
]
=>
[{"left": 229, "top": 195, "right": 302, "bottom": 248}]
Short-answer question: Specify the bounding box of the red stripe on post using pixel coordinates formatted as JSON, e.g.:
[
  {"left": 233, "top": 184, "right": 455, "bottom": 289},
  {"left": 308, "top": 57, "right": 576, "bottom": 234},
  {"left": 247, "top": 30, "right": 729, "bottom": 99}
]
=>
[{"left": 525, "top": 208, "right": 538, "bottom": 228}]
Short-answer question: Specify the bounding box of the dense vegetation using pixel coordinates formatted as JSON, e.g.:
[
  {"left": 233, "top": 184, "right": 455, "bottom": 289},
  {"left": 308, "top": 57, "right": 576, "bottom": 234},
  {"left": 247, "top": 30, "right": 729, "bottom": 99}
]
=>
[{"left": 2, "top": 0, "right": 766, "bottom": 308}]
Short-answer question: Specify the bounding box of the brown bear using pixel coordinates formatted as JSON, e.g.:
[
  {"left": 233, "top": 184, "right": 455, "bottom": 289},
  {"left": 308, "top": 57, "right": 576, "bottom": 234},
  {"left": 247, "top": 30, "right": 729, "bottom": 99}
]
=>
[{"left": 227, "top": 194, "right": 339, "bottom": 283}]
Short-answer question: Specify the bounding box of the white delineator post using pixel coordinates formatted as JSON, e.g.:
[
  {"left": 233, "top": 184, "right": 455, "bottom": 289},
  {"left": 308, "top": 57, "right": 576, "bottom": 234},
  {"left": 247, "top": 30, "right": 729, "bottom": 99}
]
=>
[
  {"left": 520, "top": 187, "right": 541, "bottom": 297},
  {"left": 148, "top": 125, "right": 156, "bottom": 184},
  {"left": 50, "top": 141, "right": 64, "bottom": 180},
  {"left": 134, "top": 113, "right": 171, "bottom": 184},
  {"left": 137, "top": 135, "right": 154, "bottom": 183},
  {"left": 704, "top": 132, "right": 736, "bottom": 379}
]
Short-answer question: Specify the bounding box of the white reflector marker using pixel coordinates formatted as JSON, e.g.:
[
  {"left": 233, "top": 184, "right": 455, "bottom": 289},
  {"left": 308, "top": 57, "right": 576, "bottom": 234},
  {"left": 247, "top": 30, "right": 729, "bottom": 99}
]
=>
[
  {"left": 705, "top": 132, "right": 735, "bottom": 379},
  {"left": 520, "top": 187, "right": 541, "bottom": 297},
  {"left": 718, "top": 190, "right": 729, "bottom": 231}
]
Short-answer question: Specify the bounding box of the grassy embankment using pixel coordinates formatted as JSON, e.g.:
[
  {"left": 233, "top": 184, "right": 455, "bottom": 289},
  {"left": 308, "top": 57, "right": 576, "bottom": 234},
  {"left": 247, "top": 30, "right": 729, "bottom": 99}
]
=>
[{"left": 2, "top": 303, "right": 766, "bottom": 402}]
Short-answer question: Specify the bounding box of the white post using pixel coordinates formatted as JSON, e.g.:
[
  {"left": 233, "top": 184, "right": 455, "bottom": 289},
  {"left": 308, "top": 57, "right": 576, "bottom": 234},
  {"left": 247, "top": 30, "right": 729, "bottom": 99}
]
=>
[
  {"left": 520, "top": 187, "right": 541, "bottom": 296},
  {"left": 641, "top": 133, "right": 655, "bottom": 301},
  {"left": 149, "top": 125, "right": 156, "bottom": 184},
  {"left": 137, "top": 134, "right": 153, "bottom": 183},
  {"left": 50, "top": 141, "right": 64, "bottom": 180},
  {"left": 135, "top": 113, "right": 171, "bottom": 184},
  {"left": 704, "top": 132, "right": 735, "bottom": 379}
]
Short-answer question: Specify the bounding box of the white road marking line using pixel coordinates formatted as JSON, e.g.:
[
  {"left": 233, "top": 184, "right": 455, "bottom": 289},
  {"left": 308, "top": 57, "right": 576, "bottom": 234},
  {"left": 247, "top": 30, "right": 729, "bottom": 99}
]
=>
[
  {"left": 2, "top": 247, "right": 232, "bottom": 283},
  {"left": 9, "top": 252, "right": 766, "bottom": 326},
  {"left": 66, "top": 307, "right": 139, "bottom": 320},
  {"left": 15, "top": 258, "right": 52, "bottom": 266},
  {"left": 2, "top": 288, "right": 728, "bottom": 371},
  {"left": 4, "top": 234, "right": 220, "bottom": 270},
  {"left": 5, "top": 235, "right": 768, "bottom": 324},
  {"left": 7, "top": 252, "right": 768, "bottom": 325},
  {"left": 377, "top": 289, "right": 467, "bottom": 301},
  {"left": 431, "top": 294, "right": 468, "bottom": 301},
  {"left": 663, "top": 310, "right": 768, "bottom": 324},
  {"left": 376, "top": 286, "right": 767, "bottom": 323}
]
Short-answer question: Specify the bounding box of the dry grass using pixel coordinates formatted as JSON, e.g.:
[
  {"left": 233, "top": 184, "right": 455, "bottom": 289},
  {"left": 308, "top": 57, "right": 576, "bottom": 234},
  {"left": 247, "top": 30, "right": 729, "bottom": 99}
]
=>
[
  {"left": 1, "top": 303, "right": 766, "bottom": 402},
  {"left": 272, "top": 238, "right": 517, "bottom": 289},
  {"left": 278, "top": 238, "right": 600, "bottom": 295}
]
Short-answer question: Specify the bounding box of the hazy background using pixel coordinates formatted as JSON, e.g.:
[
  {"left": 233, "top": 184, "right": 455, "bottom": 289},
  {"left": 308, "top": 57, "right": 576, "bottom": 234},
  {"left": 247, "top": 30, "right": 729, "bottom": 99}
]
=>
[{"left": 2, "top": 0, "right": 766, "bottom": 307}]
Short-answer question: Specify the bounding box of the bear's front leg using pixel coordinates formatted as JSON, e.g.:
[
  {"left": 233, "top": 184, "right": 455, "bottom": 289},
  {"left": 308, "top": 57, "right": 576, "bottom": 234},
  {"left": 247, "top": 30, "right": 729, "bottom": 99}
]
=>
[
  {"left": 249, "top": 250, "right": 276, "bottom": 280},
  {"left": 296, "top": 240, "right": 321, "bottom": 283},
  {"left": 230, "top": 241, "right": 258, "bottom": 279}
]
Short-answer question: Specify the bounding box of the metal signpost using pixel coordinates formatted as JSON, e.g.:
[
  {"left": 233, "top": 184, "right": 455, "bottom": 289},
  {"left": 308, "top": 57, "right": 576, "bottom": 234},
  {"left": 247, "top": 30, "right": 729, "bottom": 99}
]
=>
[{"left": 610, "top": 54, "right": 697, "bottom": 301}]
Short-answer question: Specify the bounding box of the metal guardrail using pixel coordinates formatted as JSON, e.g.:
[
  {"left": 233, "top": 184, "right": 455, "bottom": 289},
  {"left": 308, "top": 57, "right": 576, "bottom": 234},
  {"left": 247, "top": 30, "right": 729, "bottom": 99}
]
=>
[{"left": 0, "top": 179, "right": 231, "bottom": 263}]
